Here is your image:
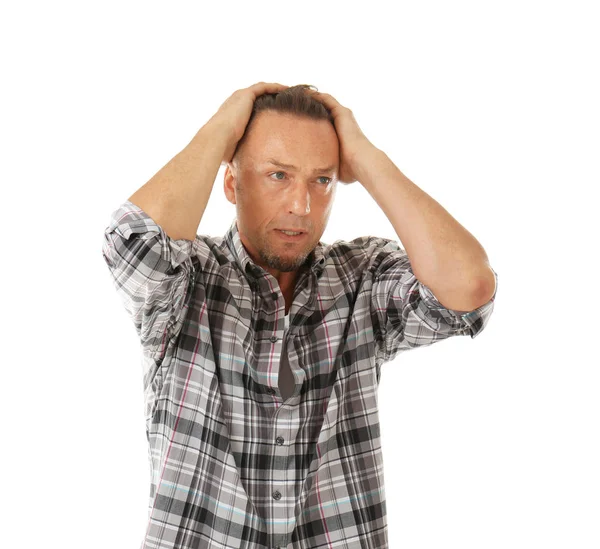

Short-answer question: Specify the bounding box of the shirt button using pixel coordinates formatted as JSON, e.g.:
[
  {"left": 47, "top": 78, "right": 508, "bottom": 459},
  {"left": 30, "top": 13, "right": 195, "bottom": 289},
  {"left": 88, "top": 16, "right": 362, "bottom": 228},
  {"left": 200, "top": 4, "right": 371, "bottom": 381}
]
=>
[
  {"left": 271, "top": 292, "right": 278, "bottom": 300},
  {"left": 272, "top": 490, "right": 282, "bottom": 500},
  {"left": 269, "top": 336, "right": 278, "bottom": 343},
  {"left": 276, "top": 436, "right": 284, "bottom": 445},
  {"left": 266, "top": 387, "right": 276, "bottom": 395}
]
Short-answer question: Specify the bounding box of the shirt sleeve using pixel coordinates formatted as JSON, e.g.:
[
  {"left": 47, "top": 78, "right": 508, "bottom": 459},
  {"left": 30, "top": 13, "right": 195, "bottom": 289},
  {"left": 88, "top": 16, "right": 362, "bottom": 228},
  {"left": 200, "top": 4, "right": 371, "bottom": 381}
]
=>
[
  {"left": 101, "top": 200, "right": 197, "bottom": 360},
  {"left": 368, "top": 237, "right": 498, "bottom": 363}
]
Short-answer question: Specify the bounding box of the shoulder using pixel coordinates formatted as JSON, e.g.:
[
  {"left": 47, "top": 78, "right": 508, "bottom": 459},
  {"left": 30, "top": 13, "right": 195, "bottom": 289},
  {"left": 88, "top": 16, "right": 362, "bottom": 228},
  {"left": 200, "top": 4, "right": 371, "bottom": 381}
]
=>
[
  {"left": 192, "top": 234, "right": 234, "bottom": 274},
  {"left": 325, "top": 235, "right": 406, "bottom": 274}
]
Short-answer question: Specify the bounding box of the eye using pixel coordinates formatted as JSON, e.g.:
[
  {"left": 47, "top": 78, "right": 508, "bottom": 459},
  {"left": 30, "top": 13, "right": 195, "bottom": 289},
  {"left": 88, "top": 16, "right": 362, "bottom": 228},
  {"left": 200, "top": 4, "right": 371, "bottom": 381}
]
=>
[
  {"left": 269, "top": 172, "right": 332, "bottom": 185},
  {"left": 270, "top": 171, "right": 286, "bottom": 181}
]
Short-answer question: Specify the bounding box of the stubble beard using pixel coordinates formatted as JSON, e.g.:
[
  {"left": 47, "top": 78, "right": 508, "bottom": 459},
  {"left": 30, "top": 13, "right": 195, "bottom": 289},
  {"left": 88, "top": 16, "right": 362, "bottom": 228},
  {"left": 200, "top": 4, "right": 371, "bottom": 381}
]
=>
[{"left": 257, "top": 232, "right": 311, "bottom": 272}]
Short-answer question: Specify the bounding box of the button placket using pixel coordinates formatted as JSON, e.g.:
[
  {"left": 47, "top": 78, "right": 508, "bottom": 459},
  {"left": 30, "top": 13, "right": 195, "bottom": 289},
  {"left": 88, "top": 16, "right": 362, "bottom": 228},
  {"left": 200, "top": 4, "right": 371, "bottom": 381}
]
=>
[
  {"left": 267, "top": 331, "right": 281, "bottom": 395},
  {"left": 271, "top": 401, "right": 292, "bottom": 542},
  {"left": 265, "top": 303, "right": 294, "bottom": 543}
]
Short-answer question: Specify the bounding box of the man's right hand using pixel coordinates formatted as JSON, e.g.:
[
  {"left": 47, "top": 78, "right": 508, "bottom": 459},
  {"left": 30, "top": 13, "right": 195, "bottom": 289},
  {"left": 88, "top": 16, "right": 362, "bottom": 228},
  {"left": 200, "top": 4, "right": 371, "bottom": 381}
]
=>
[{"left": 207, "top": 82, "right": 289, "bottom": 165}]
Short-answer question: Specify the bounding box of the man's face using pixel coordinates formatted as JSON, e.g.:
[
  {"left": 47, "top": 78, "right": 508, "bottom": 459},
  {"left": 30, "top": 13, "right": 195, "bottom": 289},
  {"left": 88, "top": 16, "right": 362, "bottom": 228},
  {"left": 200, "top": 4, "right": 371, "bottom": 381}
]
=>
[{"left": 224, "top": 111, "right": 339, "bottom": 276}]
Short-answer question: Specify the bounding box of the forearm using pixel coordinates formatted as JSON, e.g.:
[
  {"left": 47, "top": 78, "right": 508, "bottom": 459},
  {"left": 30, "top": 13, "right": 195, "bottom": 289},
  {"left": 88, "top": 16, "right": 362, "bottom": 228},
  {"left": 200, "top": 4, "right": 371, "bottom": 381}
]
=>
[
  {"left": 355, "top": 147, "right": 495, "bottom": 311},
  {"left": 127, "top": 119, "right": 230, "bottom": 241}
]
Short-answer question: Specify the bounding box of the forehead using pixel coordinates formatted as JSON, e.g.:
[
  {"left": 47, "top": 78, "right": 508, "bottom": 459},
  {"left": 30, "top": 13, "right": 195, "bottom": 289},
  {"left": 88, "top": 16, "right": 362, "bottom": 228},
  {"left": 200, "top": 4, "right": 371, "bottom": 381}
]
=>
[{"left": 244, "top": 111, "right": 339, "bottom": 167}]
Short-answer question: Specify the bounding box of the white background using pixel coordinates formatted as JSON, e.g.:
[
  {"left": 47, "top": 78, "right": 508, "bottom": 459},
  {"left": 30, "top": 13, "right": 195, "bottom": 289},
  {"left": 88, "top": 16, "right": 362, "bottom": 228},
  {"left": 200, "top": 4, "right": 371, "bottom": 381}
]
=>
[{"left": 2, "top": 1, "right": 598, "bottom": 547}]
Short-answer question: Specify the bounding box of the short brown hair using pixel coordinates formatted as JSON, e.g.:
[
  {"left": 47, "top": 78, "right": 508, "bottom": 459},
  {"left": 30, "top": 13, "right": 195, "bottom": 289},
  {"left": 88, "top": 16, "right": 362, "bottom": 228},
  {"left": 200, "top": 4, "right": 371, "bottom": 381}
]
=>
[{"left": 232, "top": 84, "right": 334, "bottom": 165}]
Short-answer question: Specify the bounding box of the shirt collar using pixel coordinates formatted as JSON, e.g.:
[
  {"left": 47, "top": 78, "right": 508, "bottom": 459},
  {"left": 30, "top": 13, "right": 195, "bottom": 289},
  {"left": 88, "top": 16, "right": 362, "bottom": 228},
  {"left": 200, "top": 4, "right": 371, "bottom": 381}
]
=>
[{"left": 224, "top": 217, "right": 326, "bottom": 279}]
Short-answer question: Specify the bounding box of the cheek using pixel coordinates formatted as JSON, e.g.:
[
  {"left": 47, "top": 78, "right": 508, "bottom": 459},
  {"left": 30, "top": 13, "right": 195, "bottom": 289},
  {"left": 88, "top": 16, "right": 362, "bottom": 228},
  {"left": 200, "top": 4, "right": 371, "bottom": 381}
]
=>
[{"left": 244, "top": 181, "right": 281, "bottom": 205}]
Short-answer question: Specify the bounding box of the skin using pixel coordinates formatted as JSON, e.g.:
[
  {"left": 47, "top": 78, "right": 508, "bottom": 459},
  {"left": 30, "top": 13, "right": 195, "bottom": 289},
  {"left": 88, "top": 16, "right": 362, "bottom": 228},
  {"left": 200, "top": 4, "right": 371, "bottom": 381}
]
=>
[{"left": 223, "top": 110, "right": 340, "bottom": 313}]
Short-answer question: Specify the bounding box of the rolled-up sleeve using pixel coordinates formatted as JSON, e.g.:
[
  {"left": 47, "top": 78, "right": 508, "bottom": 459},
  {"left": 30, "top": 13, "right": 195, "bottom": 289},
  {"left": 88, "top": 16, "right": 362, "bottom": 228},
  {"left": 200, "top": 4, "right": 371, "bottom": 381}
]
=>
[
  {"left": 368, "top": 238, "right": 498, "bottom": 363},
  {"left": 101, "top": 200, "right": 197, "bottom": 360}
]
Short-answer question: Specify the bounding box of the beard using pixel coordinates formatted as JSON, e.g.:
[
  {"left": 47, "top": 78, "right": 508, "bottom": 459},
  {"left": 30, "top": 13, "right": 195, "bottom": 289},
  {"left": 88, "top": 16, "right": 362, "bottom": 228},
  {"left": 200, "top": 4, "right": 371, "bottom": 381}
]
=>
[{"left": 257, "top": 234, "right": 312, "bottom": 272}]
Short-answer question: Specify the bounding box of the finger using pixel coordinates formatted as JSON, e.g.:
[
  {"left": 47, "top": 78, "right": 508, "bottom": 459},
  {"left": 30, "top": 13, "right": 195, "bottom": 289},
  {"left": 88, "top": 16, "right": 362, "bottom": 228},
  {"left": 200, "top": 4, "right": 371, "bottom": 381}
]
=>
[
  {"left": 246, "top": 82, "right": 288, "bottom": 100},
  {"left": 306, "top": 90, "right": 342, "bottom": 111},
  {"left": 304, "top": 88, "right": 332, "bottom": 101},
  {"left": 313, "top": 92, "right": 341, "bottom": 106}
]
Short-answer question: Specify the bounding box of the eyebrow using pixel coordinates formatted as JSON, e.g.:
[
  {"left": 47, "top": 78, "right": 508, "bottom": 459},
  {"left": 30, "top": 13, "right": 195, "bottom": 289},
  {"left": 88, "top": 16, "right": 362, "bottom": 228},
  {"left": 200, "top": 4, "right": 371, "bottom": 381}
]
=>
[{"left": 265, "top": 158, "right": 336, "bottom": 174}]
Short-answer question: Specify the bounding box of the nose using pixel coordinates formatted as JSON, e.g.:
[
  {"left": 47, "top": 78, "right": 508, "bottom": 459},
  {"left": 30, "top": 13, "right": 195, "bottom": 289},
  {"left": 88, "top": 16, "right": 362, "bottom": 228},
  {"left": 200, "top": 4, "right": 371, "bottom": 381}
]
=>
[{"left": 285, "top": 181, "right": 311, "bottom": 215}]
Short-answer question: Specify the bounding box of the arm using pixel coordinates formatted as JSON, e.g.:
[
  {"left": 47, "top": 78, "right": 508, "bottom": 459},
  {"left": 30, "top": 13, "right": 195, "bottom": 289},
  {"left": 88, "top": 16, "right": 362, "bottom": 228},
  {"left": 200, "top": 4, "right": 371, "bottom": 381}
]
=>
[
  {"left": 127, "top": 81, "right": 290, "bottom": 241},
  {"left": 127, "top": 119, "right": 229, "bottom": 242},
  {"left": 302, "top": 88, "right": 496, "bottom": 312},
  {"left": 367, "top": 236, "right": 497, "bottom": 362},
  {"left": 104, "top": 82, "right": 290, "bottom": 358},
  {"left": 353, "top": 147, "right": 496, "bottom": 312}
]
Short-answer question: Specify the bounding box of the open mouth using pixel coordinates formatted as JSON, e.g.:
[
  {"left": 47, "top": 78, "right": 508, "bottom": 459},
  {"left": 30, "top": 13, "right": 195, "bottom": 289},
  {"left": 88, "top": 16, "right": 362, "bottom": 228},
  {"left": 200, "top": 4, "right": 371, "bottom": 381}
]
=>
[{"left": 275, "top": 229, "right": 307, "bottom": 241}]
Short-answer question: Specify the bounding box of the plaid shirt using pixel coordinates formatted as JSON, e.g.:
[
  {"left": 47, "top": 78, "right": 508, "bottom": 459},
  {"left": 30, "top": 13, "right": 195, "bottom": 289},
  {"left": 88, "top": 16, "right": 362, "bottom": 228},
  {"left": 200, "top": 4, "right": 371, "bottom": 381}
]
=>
[{"left": 102, "top": 200, "right": 498, "bottom": 549}]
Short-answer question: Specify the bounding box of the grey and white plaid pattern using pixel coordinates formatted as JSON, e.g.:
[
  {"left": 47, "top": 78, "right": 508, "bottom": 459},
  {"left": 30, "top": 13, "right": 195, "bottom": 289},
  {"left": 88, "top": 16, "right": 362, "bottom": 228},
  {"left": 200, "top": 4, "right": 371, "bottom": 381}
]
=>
[{"left": 102, "top": 200, "right": 498, "bottom": 549}]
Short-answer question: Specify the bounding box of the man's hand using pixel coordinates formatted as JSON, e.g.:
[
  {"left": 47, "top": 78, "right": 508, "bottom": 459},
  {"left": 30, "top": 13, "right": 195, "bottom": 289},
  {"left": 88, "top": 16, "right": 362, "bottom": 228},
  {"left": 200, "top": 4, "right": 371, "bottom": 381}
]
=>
[
  {"left": 302, "top": 88, "right": 378, "bottom": 184},
  {"left": 207, "top": 81, "right": 290, "bottom": 165}
]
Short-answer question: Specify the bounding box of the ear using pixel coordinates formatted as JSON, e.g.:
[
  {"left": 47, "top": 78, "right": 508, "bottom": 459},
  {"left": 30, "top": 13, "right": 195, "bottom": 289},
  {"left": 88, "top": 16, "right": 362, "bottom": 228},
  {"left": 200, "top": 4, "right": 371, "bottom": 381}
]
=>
[{"left": 223, "top": 163, "right": 237, "bottom": 205}]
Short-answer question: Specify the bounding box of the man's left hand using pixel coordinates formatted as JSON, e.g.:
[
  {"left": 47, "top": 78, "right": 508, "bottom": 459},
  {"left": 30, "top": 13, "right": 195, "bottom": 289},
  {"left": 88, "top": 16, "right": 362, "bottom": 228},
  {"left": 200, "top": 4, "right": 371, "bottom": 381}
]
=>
[{"left": 303, "top": 88, "right": 377, "bottom": 184}]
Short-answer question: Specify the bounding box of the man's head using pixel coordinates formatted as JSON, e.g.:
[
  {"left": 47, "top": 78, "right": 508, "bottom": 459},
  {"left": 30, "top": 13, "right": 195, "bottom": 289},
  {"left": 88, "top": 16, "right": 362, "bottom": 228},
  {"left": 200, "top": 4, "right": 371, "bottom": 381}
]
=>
[{"left": 224, "top": 85, "right": 339, "bottom": 280}]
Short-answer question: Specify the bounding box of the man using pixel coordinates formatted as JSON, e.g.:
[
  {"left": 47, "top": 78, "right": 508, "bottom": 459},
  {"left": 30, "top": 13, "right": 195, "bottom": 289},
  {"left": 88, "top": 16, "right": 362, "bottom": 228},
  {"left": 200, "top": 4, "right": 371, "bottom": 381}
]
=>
[{"left": 102, "top": 82, "right": 498, "bottom": 549}]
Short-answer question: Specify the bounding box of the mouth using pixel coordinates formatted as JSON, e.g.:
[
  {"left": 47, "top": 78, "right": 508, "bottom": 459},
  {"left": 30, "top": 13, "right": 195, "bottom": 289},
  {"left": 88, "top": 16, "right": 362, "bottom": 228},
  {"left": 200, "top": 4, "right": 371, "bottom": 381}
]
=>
[{"left": 275, "top": 228, "right": 307, "bottom": 241}]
